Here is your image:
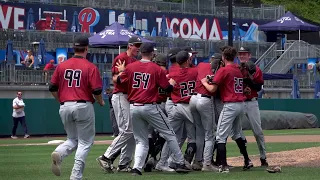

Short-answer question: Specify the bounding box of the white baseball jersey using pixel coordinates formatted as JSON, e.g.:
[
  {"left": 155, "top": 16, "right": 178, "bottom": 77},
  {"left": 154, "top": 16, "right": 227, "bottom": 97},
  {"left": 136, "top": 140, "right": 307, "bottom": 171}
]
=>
[{"left": 12, "top": 97, "right": 25, "bottom": 118}]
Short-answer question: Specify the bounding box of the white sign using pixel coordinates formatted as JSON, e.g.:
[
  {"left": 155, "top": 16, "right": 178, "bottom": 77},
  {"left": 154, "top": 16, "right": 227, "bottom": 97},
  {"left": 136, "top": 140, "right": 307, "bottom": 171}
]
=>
[{"left": 100, "top": 29, "right": 115, "bottom": 38}]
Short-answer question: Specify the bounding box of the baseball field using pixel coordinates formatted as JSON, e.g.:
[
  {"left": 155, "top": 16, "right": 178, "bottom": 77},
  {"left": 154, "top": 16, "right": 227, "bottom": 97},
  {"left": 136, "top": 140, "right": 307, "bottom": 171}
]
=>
[{"left": 1, "top": 128, "right": 320, "bottom": 180}]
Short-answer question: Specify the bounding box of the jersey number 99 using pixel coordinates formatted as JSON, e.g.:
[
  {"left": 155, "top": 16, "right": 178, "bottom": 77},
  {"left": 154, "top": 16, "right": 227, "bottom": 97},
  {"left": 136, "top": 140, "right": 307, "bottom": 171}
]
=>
[
  {"left": 64, "top": 69, "right": 82, "bottom": 87},
  {"left": 133, "top": 72, "right": 150, "bottom": 89}
]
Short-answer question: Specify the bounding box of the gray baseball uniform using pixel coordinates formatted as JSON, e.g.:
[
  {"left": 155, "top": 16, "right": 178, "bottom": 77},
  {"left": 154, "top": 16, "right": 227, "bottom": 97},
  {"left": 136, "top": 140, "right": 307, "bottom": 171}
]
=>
[
  {"left": 190, "top": 94, "right": 215, "bottom": 165},
  {"left": 55, "top": 102, "right": 95, "bottom": 179},
  {"left": 242, "top": 100, "right": 266, "bottom": 159},
  {"left": 104, "top": 93, "right": 135, "bottom": 166}
]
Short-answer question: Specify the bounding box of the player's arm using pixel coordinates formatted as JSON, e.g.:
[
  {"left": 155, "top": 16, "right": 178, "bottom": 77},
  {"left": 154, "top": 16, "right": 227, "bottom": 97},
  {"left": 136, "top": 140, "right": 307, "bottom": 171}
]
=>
[
  {"left": 49, "top": 66, "right": 60, "bottom": 102},
  {"left": 202, "top": 68, "right": 225, "bottom": 93},
  {"left": 244, "top": 67, "right": 263, "bottom": 91},
  {"left": 12, "top": 100, "right": 23, "bottom": 109},
  {"left": 90, "top": 66, "right": 105, "bottom": 106},
  {"left": 114, "top": 61, "right": 129, "bottom": 84},
  {"left": 159, "top": 69, "right": 175, "bottom": 93}
]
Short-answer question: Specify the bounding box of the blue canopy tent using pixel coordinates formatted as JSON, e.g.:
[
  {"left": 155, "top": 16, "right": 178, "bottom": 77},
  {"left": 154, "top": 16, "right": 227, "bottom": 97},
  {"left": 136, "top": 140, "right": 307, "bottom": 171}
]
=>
[{"left": 259, "top": 11, "right": 320, "bottom": 40}]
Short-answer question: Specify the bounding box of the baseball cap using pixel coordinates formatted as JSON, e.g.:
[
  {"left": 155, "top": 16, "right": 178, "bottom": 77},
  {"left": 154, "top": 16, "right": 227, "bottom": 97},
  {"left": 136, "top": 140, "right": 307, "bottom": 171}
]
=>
[
  {"left": 183, "top": 46, "right": 198, "bottom": 54},
  {"left": 140, "top": 42, "right": 155, "bottom": 53},
  {"left": 212, "top": 53, "right": 222, "bottom": 61},
  {"left": 128, "top": 36, "right": 143, "bottom": 45},
  {"left": 176, "top": 51, "right": 190, "bottom": 65},
  {"left": 168, "top": 47, "right": 181, "bottom": 58},
  {"left": 74, "top": 36, "right": 89, "bottom": 47},
  {"left": 238, "top": 47, "right": 250, "bottom": 53}
]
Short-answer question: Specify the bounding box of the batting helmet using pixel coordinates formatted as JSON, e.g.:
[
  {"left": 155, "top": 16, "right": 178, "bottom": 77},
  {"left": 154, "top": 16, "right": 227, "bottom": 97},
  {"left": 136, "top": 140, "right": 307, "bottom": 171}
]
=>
[{"left": 153, "top": 54, "right": 167, "bottom": 67}]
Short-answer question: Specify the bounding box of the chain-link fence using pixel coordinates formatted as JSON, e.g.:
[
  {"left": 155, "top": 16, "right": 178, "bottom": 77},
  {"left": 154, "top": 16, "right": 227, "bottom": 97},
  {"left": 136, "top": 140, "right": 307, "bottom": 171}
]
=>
[
  {"left": 4, "top": 0, "right": 284, "bottom": 20},
  {"left": 0, "top": 29, "right": 274, "bottom": 59}
]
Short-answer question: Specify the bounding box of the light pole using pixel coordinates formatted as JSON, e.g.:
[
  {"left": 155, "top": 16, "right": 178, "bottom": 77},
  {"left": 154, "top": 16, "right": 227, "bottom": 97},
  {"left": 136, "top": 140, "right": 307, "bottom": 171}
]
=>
[{"left": 228, "top": 0, "right": 233, "bottom": 46}]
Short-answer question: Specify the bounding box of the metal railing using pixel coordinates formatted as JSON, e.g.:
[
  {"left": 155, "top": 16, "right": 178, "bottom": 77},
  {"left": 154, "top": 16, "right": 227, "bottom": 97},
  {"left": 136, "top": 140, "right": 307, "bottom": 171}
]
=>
[
  {"left": 268, "top": 41, "right": 320, "bottom": 73},
  {"left": 4, "top": 0, "right": 285, "bottom": 20},
  {"left": 255, "top": 42, "right": 277, "bottom": 71},
  {"left": 0, "top": 62, "right": 112, "bottom": 85},
  {"left": 264, "top": 73, "right": 316, "bottom": 89},
  {"left": 0, "top": 29, "right": 274, "bottom": 58}
]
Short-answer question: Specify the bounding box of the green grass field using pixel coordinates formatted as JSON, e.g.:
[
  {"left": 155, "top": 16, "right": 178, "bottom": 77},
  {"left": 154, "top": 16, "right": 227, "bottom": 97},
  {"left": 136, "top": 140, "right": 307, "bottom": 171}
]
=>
[{"left": 1, "top": 128, "right": 320, "bottom": 180}]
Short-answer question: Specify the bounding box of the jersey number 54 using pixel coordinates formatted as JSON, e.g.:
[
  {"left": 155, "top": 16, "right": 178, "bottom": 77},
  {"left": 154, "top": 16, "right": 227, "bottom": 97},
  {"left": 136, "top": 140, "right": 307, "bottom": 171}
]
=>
[{"left": 133, "top": 72, "right": 151, "bottom": 89}]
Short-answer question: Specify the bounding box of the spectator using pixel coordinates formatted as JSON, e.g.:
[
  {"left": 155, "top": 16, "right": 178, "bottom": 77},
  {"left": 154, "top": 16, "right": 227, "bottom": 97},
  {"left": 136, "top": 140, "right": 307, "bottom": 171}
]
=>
[
  {"left": 11, "top": 91, "right": 29, "bottom": 139},
  {"left": 44, "top": 60, "right": 56, "bottom": 85},
  {"left": 21, "top": 50, "right": 34, "bottom": 69},
  {"left": 106, "top": 88, "right": 119, "bottom": 137}
]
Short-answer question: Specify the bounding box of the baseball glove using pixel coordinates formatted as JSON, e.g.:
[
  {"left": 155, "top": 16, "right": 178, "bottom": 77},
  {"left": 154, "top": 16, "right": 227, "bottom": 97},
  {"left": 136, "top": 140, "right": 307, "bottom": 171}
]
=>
[
  {"left": 266, "top": 165, "right": 281, "bottom": 173},
  {"left": 246, "top": 60, "right": 257, "bottom": 75},
  {"left": 153, "top": 54, "right": 167, "bottom": 67}
]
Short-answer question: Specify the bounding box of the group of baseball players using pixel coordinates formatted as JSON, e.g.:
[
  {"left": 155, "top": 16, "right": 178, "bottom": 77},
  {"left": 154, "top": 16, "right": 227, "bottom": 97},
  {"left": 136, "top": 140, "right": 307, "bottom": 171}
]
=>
[{"left": 49, "top": 36, "right": 268, "bottom": 179}]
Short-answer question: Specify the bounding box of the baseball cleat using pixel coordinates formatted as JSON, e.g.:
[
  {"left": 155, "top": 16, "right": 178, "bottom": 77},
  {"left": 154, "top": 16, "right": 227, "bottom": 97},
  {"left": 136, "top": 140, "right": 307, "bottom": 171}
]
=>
[
  {"left": 51, "top": 152, "right": 62, "bottom": 176},
  {"left": 96, "top": 156, "right": 114, "bottom": 173},
  {"left": 144, "top": 158, "right": 155, "bottom": 172},
  {"left": 155, "top": 163, "right": 175, "bottom": 172},
  {"left": 202, "top": 164, "right": 219, "bottom": 172},
  {"left": 191, "top": 161, "right": 203, "bottom": 171},
  {"left": 175, "top": 164, "right": 192, "bottom": 173},
  {"left": 131, "top": 168, "right": 142, "bottom": 176},
  {"left": 243, "top": 159, "right": 254, "bottom": 170},
  {"left": 218, "top": 165, "right": 230, "bottom": 173},
  {"left": 11, "top": 136, "right": 18, "bottom": 139},
  {"left": 24, "top": 134, "right": 30, "bottom": 138},
  {"left": 117, "top": 164, "right": 132, "bottom": 172},
  {"left": 260, "top": 158, "right": 269, "bottom": 167}
]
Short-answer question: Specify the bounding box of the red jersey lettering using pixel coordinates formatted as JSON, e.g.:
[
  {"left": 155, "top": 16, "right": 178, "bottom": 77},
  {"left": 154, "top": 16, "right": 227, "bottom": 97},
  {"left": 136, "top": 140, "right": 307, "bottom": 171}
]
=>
[
  {"left": 213, "top": 64, "right": 245, "bottom": 103},
  {"left": 195, "top": 62, "right": 215, "bottom": 96},
  {"left": 120, "top": 60, "right": 170, "bottom": 103},
  {"left": 245, "top": 66, "right": 263, "bottom": 99},
  {"left": 169, "top": 67, "right": 197, "bottom": 103},
  {"left": 112, "top": 52, "right": 137, "bottom": 94},
  {"left": 51, "top": 58, "right": 102, "bottom": 103}
]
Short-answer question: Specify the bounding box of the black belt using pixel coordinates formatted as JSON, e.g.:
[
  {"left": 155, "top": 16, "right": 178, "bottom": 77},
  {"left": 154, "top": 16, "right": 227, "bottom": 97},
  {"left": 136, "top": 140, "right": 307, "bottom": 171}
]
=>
[
  {"left": 194, "top": 93, "right": 211, "bottom": 99},
  {"left": 168, "top": 97, "right": 172, "bottom": 100},
  {"left": 130, "top": 102, "right": 158, "bottom": 106},
  {"left": 245, "top": 97, "right": 257, "bottom": 102},
  {"left": 60, "top": 100, "right": 87, "bottom": 105}
]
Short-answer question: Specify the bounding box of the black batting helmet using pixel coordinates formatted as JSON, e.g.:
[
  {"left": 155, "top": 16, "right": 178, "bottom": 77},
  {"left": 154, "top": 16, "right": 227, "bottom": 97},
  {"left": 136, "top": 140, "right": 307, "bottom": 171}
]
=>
[{"left": 153, "top": 54, "right": 167, "bottom": 67}]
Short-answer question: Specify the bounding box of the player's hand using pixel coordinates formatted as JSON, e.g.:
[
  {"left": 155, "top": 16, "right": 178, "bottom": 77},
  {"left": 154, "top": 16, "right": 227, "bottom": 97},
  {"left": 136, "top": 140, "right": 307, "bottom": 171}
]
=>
[
  {"left": 98, "top": 100, "right": 105, "bottom": 106},
  {"left": 116, "top": 60, "right": 125, "bottom": 72},
  {"left": 244, "top": 87, "right": 251, "bottom": 95},
  {"left": 169, "top": 78, "right": 176, "bottom": 86}
]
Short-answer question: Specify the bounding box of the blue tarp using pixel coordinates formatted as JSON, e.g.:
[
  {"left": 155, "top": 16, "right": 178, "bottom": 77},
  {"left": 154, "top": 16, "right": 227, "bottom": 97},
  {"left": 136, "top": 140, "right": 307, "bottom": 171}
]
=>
[{"left": 263, "top": 73, "right": 293, "bottom": 80}]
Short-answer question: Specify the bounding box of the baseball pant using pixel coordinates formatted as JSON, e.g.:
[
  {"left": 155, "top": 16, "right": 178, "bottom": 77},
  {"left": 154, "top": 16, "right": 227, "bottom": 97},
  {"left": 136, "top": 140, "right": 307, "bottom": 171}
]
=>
[
  {"left": 160, "top": 102, "right": 196, "bottom": 165},
  {"left": 53, "top": 102, "right": 95, "bottom": 180},
  {"left": 110, "top": 108, "right": 119, "bottom": 136},
  {"left": 190, "top": 94, "right": 215, "bottom": 165},
  {"left": 242, "top": 100, "right": 266, "bottom": 159},
  {"left": 104, "top": 93, "right": 135, "bottom": 166},
  {"left": 12, "top": 116, "right": 28, "bottom": 136},
  {"left": 216, "top": 102, "right": 244, "bottom": 144},
  {"left": 131, "top": 103, "right": 185, "bottom": 172}
]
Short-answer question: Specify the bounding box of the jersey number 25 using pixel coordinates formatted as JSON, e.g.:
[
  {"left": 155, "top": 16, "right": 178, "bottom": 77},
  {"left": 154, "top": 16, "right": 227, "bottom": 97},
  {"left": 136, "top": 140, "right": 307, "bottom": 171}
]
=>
[
  {"left": 133, "top": 72, "right": 150, "bottom": 89},
  {"left": 64, "top": 69, "right": 82, "bottom": 87},
  {"left": 234, "top": 77, "right": 243, "bottom": 93}
]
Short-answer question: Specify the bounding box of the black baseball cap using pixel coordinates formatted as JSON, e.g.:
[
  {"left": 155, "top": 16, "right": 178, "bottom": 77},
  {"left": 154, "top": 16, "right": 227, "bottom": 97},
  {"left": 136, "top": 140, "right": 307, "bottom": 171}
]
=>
[
  {"left": 168, "top": 47, "right": 181, "bottom": 58},
  {"left": 74, "top": 36, "right": 89, "bottom": 47},
  {"left": 128, "top": 36, "right": 143, "bottom": 45},
  {"left": 212, "top": 53, "right": 222, "bottom": 61},
  {"left": 176, "top": 51, "right": 190, "bottom": 65},
  {"left": 140, "top": 42, "right": 155, "bottom": 53},
  {"left": 183, "top": 46, "right": 198, "bottom": 54},
  {"left": 238, "top": 47, "right": 250, "bottom": 53}
]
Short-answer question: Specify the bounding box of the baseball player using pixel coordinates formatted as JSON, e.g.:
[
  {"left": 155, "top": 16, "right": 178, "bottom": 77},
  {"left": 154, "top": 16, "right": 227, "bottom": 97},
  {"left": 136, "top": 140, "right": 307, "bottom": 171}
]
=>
[
  {"left": 114, "top": 42, "right": 191, "bottom": 175},
  {"left": 183, "top": 47, "right": 198, "bottom": 67},
  {"left": 238, "top": 47, "right": 268, "bottom": 167},
  {"left": 156, "top": 51, "right": 197, "bottom": 171},
  {"left": 143, "top": 54, "right": 169, "bottom": 172},
  {"left": 189, "top": 56, "right": 219, "bottom": 171},
  {"left": 201, "top": 46, "right": 251, "bottom": 173},
  {"left": 97, "top": 36, "right": 142, "bottom": 173},
  {"left": 49, "top": 36, "right": 104, "bottom": 179}
]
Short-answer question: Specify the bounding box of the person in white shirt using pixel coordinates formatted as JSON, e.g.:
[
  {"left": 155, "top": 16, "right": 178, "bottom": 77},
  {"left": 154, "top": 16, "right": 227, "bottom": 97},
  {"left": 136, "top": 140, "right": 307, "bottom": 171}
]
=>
[{"left": 11, "top": 92, "right": 29, "bottom": 139}]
